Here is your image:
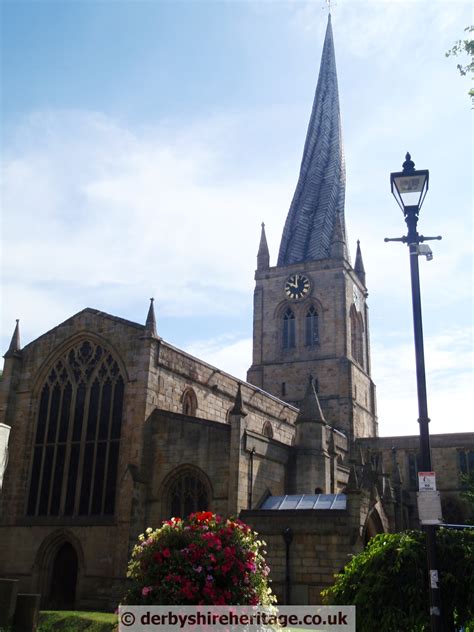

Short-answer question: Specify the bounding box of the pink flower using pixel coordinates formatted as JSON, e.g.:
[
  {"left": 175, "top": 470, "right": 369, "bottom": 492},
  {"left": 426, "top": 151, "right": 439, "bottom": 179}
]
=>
[{"left": 141, "top": 586, "right": 152, "bottom": 596}]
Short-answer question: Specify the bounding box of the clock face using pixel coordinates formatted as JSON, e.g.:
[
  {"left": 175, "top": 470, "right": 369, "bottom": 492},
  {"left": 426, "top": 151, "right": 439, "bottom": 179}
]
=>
[{"left": 284, "top": 273, "right": 311, "bottom": 300}]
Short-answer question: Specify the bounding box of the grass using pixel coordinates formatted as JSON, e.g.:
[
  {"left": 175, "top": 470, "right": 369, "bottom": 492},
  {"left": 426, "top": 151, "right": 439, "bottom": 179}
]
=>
[{"left": 38, "top": 611, "right": 117, "bottom": 632}]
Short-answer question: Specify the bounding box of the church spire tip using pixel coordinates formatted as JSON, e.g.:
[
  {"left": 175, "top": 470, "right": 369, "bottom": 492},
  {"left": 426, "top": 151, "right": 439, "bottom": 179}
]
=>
[{"left": 278, "top": 11, "right": 345, "bottom": 266}]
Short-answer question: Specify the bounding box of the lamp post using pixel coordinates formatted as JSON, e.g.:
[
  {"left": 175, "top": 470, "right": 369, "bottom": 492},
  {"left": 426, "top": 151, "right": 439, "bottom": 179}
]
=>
[{"left": 386, "top": 153, "right": 443, "bottom": 632}]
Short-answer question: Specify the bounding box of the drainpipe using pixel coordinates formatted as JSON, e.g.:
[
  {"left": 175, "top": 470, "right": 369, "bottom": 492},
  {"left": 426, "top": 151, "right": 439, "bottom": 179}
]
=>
[
  {"left": 282, "top": 527, "right": 293, "bottom": 604},
  {"left": 248, "top": 447, "right": 256, "bottom": 508}
]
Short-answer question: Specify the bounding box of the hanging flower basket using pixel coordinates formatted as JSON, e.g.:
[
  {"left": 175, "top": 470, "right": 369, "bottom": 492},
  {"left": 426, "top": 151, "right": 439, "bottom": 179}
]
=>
[{"left": 122, "top": 512, "right": 276, "bottom": 606}]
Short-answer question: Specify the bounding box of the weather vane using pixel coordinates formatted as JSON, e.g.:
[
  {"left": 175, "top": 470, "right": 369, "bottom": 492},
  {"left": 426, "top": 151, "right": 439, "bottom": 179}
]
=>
[{"left": 324, "top": 0, "right": 336, "bottom": 13}]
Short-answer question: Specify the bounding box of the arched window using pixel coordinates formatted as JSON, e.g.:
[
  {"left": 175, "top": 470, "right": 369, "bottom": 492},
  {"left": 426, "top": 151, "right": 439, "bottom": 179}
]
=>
[
  {"left": 168, "top": 469, "right": 209, "bottom": 519},
  {"left": 27, "top": 340, "right": 124, "bottom": 518},
  {"left": 181, "top": 388, "right": 197, "bottom": 416},
  {"left": 350, "top": 307, "right": 364, "bottom": 368},
  {"left": 305, "top": 307, "right": 319, "bottom": 346},
  {"left": 283, "top": 308, "right": 296, "bottom": 349},
  {"left": 263, "top": 421, "right": 273, "bottom": 439}
]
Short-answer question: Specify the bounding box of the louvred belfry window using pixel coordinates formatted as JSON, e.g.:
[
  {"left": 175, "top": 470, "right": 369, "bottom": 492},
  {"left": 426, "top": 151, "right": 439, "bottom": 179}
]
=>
[{"left": 27, "top": 340, "right": 124, "bottom": 518}]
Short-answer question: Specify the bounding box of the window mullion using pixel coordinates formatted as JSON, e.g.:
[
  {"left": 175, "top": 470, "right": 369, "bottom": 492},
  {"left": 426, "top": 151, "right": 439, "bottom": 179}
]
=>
[
  {"left": 34, "top": 384, "right": 54, "bottom": 516},
  {"left": 100, "top": 380, "right": 115, "bottom": 515},
  {"left": 88, "top": 382, "right": 104, "bottom": 516},
  {"left": 46, "top": 384, "right": 64, "bottom": 516},
  {"left": 73, "top": 384, "right": 93, "bottom": 517},
  {"left": 59, "top": 384, "right": 77, "bottom": 516}
]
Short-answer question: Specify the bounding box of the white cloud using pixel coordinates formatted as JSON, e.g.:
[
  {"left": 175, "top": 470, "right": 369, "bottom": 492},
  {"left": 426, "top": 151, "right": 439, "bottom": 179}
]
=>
[
  {"left": 184, "top": 336, "right": 253, "bottom": 382},
  {"left": 373, "top": 327, "right": 474, "bottom": 436},
  {"left": 1, "top": 108, "right": 293, "bottom": 341}
]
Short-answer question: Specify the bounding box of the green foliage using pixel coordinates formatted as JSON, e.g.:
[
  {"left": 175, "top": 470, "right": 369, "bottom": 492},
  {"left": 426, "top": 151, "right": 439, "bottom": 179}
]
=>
[
  {"left": 460, "top": 472, "right": 474, "bottom": 520},
  {"left": 445, "top": 25, "right": 474, "bottom": 100},
  {"left": 38, "top": 610, "right": 117, "bottom": 631},
  {"left": 322, "top": 529, "right": 474, "bottom": 632}
]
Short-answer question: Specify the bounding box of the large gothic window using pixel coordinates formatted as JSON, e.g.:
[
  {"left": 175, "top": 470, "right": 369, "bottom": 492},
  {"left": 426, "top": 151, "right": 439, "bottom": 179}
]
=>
[
  {"left": 168, "top": 469, "right": 209, "bottom": 518},
  {"left": 27, "top": 340, "right": 124, "bottom": 518},
  {"left": 283, "top": 308, "right": 296, "bottom": 349},
  {"left": 305, "top": 307, "right": 319, "bottom": 346}
]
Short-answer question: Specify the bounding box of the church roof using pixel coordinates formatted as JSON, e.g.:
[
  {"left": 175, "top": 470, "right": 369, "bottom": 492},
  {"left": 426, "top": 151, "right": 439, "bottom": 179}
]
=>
[
  {"left": 260, "top": 493, "right": 346, "bottom": 511},
  {"left": 277, "top": 14, "right": 346, "bottom": 266}
]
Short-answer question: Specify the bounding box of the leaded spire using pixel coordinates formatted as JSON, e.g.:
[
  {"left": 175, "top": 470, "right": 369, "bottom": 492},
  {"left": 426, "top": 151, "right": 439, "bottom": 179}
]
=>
[{"left": 278, "top": 14, "right": 346, "bottom": 266}]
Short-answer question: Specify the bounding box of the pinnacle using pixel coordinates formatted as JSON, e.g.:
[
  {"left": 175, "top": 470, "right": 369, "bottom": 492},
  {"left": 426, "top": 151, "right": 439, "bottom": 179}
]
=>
[
  {"left": 297, "top": 375, "right": 326, "bottom": 423},
  {"left": 229, "top": 383, "right": 248, "bottom": 417},
  {"left": 4, "top": 319, "right": 21, "bottom": 358},
  {"left": 145, "top": 298, "right": 157, "bottom": 337}
]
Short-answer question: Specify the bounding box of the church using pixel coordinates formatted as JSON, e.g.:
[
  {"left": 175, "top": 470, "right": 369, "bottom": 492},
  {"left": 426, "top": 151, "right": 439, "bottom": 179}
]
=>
[{"left": 0, "top": 14, "right": 472, "bottom": 610}]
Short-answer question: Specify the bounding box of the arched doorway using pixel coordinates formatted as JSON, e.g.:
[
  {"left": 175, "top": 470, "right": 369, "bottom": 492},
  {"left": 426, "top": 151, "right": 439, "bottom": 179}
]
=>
[
  {"left": 48, "top": 542, "right": 78, "bottom": 609},
  {"left": 363, "top": 509, "right": 385, "bottom": 546}
]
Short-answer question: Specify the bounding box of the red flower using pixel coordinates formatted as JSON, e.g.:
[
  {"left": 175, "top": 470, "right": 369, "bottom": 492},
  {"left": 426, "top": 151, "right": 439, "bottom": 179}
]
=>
[
  {"left": 161, "top": 548, "right": 171, "bottom": 558},
  {"left": 194, "top": 511, "right": 214, "bottom": 523}
]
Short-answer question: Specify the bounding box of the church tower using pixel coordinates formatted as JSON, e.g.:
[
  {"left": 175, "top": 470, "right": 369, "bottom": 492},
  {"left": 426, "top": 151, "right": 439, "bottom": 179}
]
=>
[{"left": 247, "top": 15, "right": 377, "bottom": 442}]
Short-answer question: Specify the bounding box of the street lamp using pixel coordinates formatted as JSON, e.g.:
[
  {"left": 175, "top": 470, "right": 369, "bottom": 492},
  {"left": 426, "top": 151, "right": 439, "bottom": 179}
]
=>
[{"left": 386, "top": 153, "right": 443, "bottom": 632}]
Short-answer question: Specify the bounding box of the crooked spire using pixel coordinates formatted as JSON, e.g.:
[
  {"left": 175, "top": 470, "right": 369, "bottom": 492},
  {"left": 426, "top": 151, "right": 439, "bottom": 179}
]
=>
[
  {"left": 278, "top": 14, "right": 346, "bottom": 266},
  {"left": 257, "top": 222, "right": 270, "bottom": 270},
  {"left": 4, "top": 319, "right": 21, "bottom": 358},
  {"left": 354, "top": 240, "right": 366, "bottom": 286}
]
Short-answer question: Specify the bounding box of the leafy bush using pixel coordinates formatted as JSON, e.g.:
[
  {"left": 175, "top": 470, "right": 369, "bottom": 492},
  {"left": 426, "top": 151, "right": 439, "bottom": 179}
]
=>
[
  {"left": 122, "top": 512, "right": 275, "bottom": 606},
  {"left": 322, "top": 529, "right": 474, "bottom": 632}
]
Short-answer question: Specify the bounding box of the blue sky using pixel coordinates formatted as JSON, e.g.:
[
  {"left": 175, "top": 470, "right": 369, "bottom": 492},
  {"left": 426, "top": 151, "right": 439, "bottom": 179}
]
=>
[{"left": 1, "top": 0, "right": 472, "bottom": 436}]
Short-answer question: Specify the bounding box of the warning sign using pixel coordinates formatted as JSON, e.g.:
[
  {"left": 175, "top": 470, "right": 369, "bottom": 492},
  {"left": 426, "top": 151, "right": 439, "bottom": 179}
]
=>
[{"left": 418, "top": 471, "right": 436, "bottom": 491}]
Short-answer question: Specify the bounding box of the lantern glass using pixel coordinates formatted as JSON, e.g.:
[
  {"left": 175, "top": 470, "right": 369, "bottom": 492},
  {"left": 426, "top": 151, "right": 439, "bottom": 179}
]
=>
[{"left": 391, "top": 168, "right": 429, "bottom": 212}]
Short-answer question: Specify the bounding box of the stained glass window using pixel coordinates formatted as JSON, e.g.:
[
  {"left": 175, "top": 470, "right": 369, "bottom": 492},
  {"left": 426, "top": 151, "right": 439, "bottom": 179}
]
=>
[{"left": 27, "top": 340, "right": 124, "bottom": 518}]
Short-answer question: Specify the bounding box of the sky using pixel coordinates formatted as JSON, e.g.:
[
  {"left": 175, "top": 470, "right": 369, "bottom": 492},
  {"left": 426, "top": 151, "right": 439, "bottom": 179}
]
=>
[{"left": 1, "top": 0, "right": 472, "bottom": 437}]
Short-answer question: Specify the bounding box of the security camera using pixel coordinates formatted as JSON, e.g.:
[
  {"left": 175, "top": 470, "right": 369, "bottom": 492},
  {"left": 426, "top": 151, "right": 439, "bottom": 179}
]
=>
[{"left": 417, "top": 244, "right": 433, "bottom": 261}]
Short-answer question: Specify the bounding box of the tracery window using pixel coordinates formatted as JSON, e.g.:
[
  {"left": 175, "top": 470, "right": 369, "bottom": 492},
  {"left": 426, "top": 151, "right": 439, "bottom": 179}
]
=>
[
  {"left": 182, "top": 388, "right": 198, "bottom": 417},
  {"left": 168, "top": 469, "right": 209, "bottom": 518},
  {"left": 27, "top": 340, "right": 124, "bottom": 518},
  {"left": 305, "top": 306, "right": 319, "bottom": 346},
  {"left": 283, "top": 308, "right": 296, "bottom": 349}
]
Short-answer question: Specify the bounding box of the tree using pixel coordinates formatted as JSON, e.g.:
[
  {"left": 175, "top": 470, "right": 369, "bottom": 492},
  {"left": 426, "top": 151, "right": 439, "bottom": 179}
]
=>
[
  {"left": 322, "top": 529, "right": 474, "bottom": 632},
  {"left": 445, "top": 26, "right": 474, "bottom": 102}
]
